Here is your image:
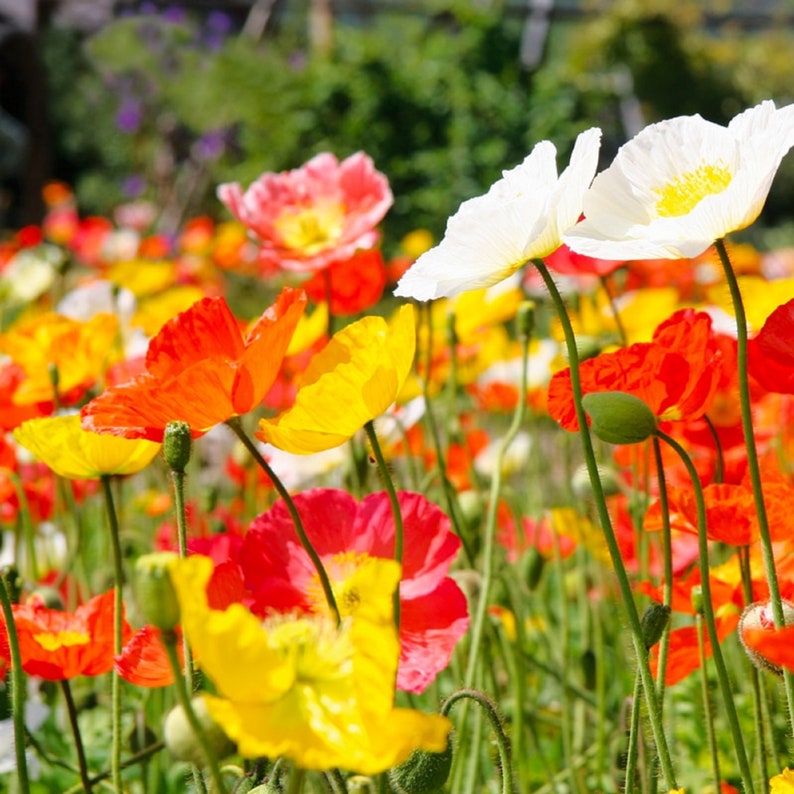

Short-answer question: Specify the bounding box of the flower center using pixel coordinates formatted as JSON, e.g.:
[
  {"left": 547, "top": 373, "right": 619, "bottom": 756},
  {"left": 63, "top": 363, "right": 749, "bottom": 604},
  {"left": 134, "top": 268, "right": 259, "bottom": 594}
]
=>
[
  {"left": 307, "top": 550, "right": 373, "bottom": 618},
  {"left": 34, "top": 630, "right": 89, "bottom": 651},
  {"left": 274, "top": 200, "right": 346, "bottom": 254},
  {"left": 654, "top": 161, "right": 733, "bottom": 218}
]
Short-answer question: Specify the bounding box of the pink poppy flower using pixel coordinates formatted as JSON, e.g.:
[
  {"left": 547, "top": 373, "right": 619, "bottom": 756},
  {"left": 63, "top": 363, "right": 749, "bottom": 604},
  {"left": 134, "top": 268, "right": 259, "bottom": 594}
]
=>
[
  {"left": 217, "top": 152, "right": 393, "bottom": 274},
  {"left": 239, "top": 488, "right": 469, "bottom": 693}
]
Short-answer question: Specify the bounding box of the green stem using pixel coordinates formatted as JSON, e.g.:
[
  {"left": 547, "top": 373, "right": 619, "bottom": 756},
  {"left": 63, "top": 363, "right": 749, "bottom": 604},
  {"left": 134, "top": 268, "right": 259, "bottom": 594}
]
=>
[
  {"left": 441, "top": 689, "right": 514, "bottom": 794},
  {"left": 463, "top": 305, "right": 531, "bottom": 689},
  {"left": 655, "top": 429, "right": 754, "bottom": 792},
  {"left": 695, "top": 612, "right": 722, "bottom": 791},
  {"left": 286, "top": 767, "right": 306, "bottom": 794},
  {"left": 715, "top": 237, "right": 794, "bottom": 732},
  {"left": 364, "top": 421, "right": 404, "bottom": 629},
  {"left": 100, "top": 475, "right": 125, "bottom": 793},
  {"left": 61, "top": 679, "right": 93, "bottom": 793},
  {"left": 534, "top": 258, "right": 678, "bottom": 791},
  {"left": 163, "top": 634, "right": 229, "bottom": 794},
  {"left": 0, "top": 573, "right": 30, "bottom": 793},
  {"left": 624, "top": 671, "right": 643, "bottom": 794},
  {"left": 225, "top": 417, "right": 340, "bottom": 622}
]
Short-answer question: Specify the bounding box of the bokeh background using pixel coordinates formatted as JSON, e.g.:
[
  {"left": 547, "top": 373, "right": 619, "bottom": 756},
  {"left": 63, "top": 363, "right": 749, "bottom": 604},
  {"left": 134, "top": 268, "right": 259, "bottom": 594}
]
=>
[{"left": 4, "top": 0, "right": 794, "bottom": 252}]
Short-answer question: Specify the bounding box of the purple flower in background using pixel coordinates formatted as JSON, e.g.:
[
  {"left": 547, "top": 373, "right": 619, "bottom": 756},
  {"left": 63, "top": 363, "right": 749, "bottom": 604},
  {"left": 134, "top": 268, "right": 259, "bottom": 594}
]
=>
[
  {"left": 193, "top": 129, "right": 228, "bottom": 163},
  {"left": 116, "top": 97, "right": 143, "bottom": 134},
  {"left": 121, "top": 174, "right": 147, "bottom": 199}
]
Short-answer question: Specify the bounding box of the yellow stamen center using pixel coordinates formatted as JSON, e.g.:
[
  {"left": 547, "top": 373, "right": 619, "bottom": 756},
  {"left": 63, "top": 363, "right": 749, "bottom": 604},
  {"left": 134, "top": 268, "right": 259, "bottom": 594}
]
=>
[
  {"left": 34, "top": 630, "right": 89, "bottom": 651},
  {"left": 654, "top": 161, "right": 733, "bottom": 218},
  {"left": 274, "top": 200, "right": 346, "bottom": 254}
]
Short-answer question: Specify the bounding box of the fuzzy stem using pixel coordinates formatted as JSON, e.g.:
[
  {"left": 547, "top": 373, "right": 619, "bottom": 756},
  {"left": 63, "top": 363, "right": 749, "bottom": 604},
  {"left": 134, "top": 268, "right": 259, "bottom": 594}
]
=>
[
  {"left": 61, "top": 679, "right": 93, "bottom": 793},
  {"left": 534, "top": 258, "right": 678, "bottom": 791}
]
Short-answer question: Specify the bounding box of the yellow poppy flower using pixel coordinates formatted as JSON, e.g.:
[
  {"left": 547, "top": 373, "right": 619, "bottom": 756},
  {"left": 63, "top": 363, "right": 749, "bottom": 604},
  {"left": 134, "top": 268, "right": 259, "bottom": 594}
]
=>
[
  {"left": 169, "top": 555, "right": 451, "bottom": 774},
  {"left": 1, "top": 312, "right": 120, "bottom": 404},
  {"left": 14, "top": 415, "right": 161, "bottom": 479},
  {"left": 771, "top": 769, "right": 794, "bottom": 793},
  {"left": 257, "top": 304, "right": 416, "bottom": 454}
]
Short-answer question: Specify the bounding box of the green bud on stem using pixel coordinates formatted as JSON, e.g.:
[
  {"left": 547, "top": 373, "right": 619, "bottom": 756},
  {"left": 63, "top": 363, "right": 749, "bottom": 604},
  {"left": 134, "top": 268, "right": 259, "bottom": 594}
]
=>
[{"left": 581, "top": 391, "right": 657, "bottom": 445}]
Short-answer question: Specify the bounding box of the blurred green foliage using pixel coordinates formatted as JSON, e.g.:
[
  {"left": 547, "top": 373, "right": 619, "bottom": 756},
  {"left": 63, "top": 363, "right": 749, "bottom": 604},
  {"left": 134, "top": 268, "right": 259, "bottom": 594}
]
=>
[{"left": 40, "top": 0, "right": 794, "bottom": 246}]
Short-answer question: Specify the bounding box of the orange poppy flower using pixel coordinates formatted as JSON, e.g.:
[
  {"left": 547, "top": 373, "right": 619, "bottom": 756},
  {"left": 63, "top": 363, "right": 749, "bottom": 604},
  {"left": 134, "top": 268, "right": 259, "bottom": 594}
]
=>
[
  {"left": 115, "top": 625, "right": 184, "bottom": 688},
  {"left": 548, "top": 309, "right": 722, "bottom": 432},
  {"left": 12, "top": 590, "right": 132, "bottom": 680},
  {"left": 82, "top": 288, "right": 306, "bottom": 442}
]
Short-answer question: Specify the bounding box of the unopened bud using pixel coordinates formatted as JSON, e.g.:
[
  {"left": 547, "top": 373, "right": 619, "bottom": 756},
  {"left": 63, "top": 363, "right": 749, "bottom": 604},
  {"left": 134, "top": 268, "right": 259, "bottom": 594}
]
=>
[
  {"left": 27, "top": 586, "right": 65, "bottom": 611},
  {"left": 571, "top": 463, "right": 622, "bottom": 500},
  {"left": 164, "top": 696, "right": 235, "bottom": 766},
  {"left": 582, "top": 391, "right": 657, "bottom": 445},
  {"left": 690, "top": 585, "right": 703, "bottom": 615},
  {"left": 1, "top": 566, "right": 23, "bottom": 604},
  {"left": 516, "top": 301, "right": 536, "bottom": 341},
  {"left": 389, "top": 733, "right": 454, "bottom": 794},
  {"left": 640, "top": 603, "right": 671, "bottom": 649},
  {"left": 133, "top": 552, "right": 181, "bottom": 632},
  {"left": 163, "top": 421, "right": 193, "bottom": 472},
  {"left": 739, "top": 600, "right": 794, "bottom": 675}
]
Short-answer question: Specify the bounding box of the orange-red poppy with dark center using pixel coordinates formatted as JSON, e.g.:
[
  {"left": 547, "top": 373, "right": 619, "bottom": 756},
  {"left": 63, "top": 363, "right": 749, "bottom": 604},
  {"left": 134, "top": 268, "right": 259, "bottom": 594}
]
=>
[
  {"left": 82, "top": 288, "right": 306, "bottom": 442},
  {"left": 548, "top": 309, "right": 722, "bottom": 431}
]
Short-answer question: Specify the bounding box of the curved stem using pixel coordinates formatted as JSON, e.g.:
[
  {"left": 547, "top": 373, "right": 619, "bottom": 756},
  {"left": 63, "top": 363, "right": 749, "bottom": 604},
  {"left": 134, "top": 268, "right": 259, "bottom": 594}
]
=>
[
  {"left": 225, "top": 417, "right": 340, "bottom": 622},
  {"left": 463, "top": 307, "right": 531, "bottom": 688},
  {"left": 695, "top": 612, "right": 722, "bottom": 791},
  {"left": 655, "top": 429, "right": 754, "bottom": 793},
  {"left": 0, "top": 573, "right": 30, "bottom": 794},
  {"left": 163, "top": 633, "right": 229, "bottom": 794},
  {"left": 100, "top": 475, "right": 125, "bottom": 793},
  {"left": 533, "top": 258, "right": 677, "bottom": 790},
  {"left": 441, "top": 689, "right": 513, "bottom": 794},
  {"left": 715, "top": 237, "right": 794, "bottom": 732},
  {"left": 61, "top": 679, "right": 93, "bottom": 793},
  {"left": 364, "top": 421, "right": 403, "bottom": 629}
]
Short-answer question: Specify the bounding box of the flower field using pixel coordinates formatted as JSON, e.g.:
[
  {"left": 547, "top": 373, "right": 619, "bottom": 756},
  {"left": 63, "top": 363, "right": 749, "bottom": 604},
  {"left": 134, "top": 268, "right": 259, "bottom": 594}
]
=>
[{"left": 4, "top": 98, "right": 794, "bottom": 794}]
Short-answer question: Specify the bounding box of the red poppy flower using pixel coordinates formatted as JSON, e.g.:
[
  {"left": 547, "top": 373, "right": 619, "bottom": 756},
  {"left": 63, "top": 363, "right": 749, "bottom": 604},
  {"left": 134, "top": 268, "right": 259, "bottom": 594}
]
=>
[
  {"left": 12, "top": 590, "right": 132, "bottom": 680},
  {"left": 239, "top": 488, "right": 469, "bottom": 693},
  {"left": 548, "top": 309, "right": 722, "bottom": 431},
  {"left": 544, "top": 243, "right": 624, "bottom": 278},
  {"left": 741, "top": 622, "right": 794, "bottom": 672},
  {"left": 82, "top": 288, "right": 306, "bottom": 442},
  {"left": 749, "top": 296, "right": 794, "bottom": 394},
  {"left": 302, "top": 249, "right": 387, "bottom": 315},
  {"left": 115, "top": 625, "right": 180, "bottom": 688}
]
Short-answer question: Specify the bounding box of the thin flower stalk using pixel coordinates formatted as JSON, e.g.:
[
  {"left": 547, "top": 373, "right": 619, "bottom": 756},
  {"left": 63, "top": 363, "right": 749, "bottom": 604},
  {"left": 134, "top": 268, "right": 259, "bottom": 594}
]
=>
[
  {"left": 695, "top": 612, "right": 722, "bottom": 792},
  {"left": 714, "top": 237, "right": 794, "bottom": 735},
  {"left": 0, "top": 572, "right": 30, "bottom": 794},
  {"left": 534, "top": 257, "right": 679, "bottom": 792},
  {"left": 61, "top": 679, "right": 93, "bottom": 794},
  {"left": 225, "top": 416, "right": 340, "bottom": 622},
  {"left": 656, "top": 428, "right": 755, "bottom": 793}
]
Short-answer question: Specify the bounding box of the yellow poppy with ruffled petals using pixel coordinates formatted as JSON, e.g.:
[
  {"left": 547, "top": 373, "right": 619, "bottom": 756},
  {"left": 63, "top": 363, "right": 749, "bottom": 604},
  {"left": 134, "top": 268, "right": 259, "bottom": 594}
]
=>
[
  {"left": 169, "top": 554, "right": 451, "bottom": 774},
  {"left": 257, "top": 304, "right": 416, "bottom": 454},
  {"left": 14, "top": 415, "right": 160, "bottom": 480},
  {"left": 771, "top": 769, "right": 794, "bottom": 794}
]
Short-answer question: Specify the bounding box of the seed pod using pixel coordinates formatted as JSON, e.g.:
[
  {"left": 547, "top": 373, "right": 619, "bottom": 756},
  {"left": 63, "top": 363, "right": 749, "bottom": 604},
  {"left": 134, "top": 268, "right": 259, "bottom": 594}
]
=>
[{"left": 388, "top": 733, "right": 454, "bottom": 794}]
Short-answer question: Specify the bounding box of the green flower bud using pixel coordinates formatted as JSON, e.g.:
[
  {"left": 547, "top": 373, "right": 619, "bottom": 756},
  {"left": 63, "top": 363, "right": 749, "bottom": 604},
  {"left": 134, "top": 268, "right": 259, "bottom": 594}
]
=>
[
  {"left": 570, "top": 463, "right": 623, "bottom": 500},
  {"left": 27, "top": 586, "right": 65, "bottom": 611},
  {"left": 640, "top": 603, "right": 671, "bottom": 649},
  {"left": 581, "top": 391, "right": 657, "bottom": 445},
  {"left": 163, "top": 421, "right": 193, "bottom": 472},
  {"left": 164, "top": 696, "right": 235, "bottom": 766},
  {"left": 133, "top": 552, "right": 181, "bottom": 632},
  {"left": 519, "top": 549, "right": 545, "bottom": 591},
  {"left": 516, "top": 301, "right": 536, "bottom": 341},
  {"left": 690, "top": 585, "right": 703, "bottom": 615},
  {"left": 1, "top": 565, "right": 23, "bottom": 604},
  {"left": 388, "top": 733, "right": 454, "bottom": 794}
]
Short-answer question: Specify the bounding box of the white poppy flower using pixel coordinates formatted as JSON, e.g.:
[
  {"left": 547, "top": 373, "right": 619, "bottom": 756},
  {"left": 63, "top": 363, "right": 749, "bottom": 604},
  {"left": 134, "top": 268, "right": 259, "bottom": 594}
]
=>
[
  {"left": 564, "top": 100, "right": 794, "bottom": 260},
  {"left": 394, "top": 127, "right": 602, "bottom": 300}
]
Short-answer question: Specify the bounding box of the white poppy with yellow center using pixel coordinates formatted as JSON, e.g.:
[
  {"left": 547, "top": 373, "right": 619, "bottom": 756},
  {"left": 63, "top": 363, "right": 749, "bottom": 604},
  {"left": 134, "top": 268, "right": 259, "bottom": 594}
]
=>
[
  {"left": 565, "top": 100, "right": 794, "bottom": 260},
  {"left": 394, "top": 127, "right": 602, "bottom": 300}
]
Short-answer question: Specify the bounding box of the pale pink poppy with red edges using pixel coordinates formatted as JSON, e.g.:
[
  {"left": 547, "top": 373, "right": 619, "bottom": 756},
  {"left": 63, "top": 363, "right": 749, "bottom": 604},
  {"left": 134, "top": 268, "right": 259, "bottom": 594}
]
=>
[
  {"left": 239, "top": 488, "right": 469, "bottom": 694},
  {"left": 218, "top": 152, "right": 393, "bottom": 274}
]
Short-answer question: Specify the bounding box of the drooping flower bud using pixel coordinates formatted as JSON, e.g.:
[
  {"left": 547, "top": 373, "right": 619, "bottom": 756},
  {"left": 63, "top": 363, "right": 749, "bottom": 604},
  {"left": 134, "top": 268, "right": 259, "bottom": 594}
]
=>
[
  {"left": 388, "top": 733, "right": 454, "bottom": 794},
  {"left": 163, "top": 420, "right": 193, "bottom": 473},
  {"left": 570, "top": 463, "right": 622, "bottom": 500},
  {"left": 581, "top": 391, "right": 658, "bottom": 445},
  {"left": 133, "top": 552, "right": 181, "bottom": 632},
  {"left": 640, "top": 603, "right": 671, "bottom": 649},
  {"left": 163, "top": 695, "right": 235, "bottom": 766}
]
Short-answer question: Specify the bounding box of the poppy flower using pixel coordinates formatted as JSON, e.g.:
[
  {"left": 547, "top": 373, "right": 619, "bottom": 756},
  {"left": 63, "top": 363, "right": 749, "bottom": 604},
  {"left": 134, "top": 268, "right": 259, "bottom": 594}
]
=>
[
  {"left": 1, "top": 312, "right": 120, "bottom": 405},
  {"left": 257, "top": 304, "right": 415, "bottom": 454},
  {"left": 748, "top": 296, "right": 794, "bottom": 394},
  {"left": 115, "top": 625, "right": 182, "bottom": 688},
  {"left": 82, "top": 289, "right": 306, "bottom": 442},
  {"left": 771, "top": 768, "right": 794, "bottom": 794},
  {"left": 564, "top": 100, "right": 794, "bottom": 259},
  {"left": 14, "top": 415, "right": 161, "bottom": 480},
  {"left": 169, "top": 554, "right": 451, "bottom": 773},
  {"left": 302, "top": 248, "right": 387, "bottom": 315},
  {"left": 394, "top": 128, "right": 602, "bottom": 300},
  {"left": 11, "top": 590, "right": 132, "bottom": 680},
  {"left": 218, "top": 152, "right": 393, "bottom": 274},
  {"left": 548, "top": 309, "right": 722, "bottom": 432},
  {"left": 240, "top": 488, "right": 469, "bottom": 693}
]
